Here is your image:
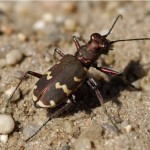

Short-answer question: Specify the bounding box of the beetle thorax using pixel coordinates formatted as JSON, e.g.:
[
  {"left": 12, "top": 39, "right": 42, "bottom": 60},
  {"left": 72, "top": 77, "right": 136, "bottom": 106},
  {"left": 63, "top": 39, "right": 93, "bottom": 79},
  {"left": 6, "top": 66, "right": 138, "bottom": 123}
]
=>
[
  {"left": 75, "top": 45, "right": 100, "bottom": 67},
  {"left": 75, "top": 33, "right": 112, "bottom": 68}
]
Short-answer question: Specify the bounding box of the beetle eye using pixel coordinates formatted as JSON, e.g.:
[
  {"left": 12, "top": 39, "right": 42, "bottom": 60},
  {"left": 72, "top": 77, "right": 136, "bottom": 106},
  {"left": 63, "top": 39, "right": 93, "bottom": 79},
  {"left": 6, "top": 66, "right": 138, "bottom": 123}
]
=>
[{"left": 90, "top": 33, "right": 101, "bottom": 41}]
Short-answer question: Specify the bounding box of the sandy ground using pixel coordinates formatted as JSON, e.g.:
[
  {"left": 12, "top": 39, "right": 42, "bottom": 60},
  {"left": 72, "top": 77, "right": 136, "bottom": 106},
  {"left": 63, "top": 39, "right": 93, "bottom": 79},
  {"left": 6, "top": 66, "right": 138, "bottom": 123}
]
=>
[{"left": 0, "top": 2, "right": 150, "bottom": 150}]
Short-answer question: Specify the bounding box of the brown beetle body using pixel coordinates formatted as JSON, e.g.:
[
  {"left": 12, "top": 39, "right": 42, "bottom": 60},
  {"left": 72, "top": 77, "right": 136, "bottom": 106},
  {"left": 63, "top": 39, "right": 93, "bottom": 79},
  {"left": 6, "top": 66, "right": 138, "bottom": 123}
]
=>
[{"left": 33, "top": 55, "right": 87, "bottom": 108}]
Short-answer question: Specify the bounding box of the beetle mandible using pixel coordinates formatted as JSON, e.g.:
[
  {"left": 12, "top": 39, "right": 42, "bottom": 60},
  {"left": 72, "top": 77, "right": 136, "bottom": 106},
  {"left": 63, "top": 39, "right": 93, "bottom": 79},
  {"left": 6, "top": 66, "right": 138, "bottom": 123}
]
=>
[{"left": 5, "top": 15, "right": 150, "bottom": 141}]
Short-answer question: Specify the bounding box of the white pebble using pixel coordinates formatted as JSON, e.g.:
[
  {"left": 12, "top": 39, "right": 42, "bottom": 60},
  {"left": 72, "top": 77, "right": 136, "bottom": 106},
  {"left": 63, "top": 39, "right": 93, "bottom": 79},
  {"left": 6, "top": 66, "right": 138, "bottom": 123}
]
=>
[
  {"left": 5, "top": 87, "right": 20, "bottom": 102},
  {"left": 33, "top": 20, "right": 45, "bottom": 30},
  {"left": 0, "top": 114, "right": 15, "bottom": 134},
  {"left": 124, "top": 125, "right": 132, "bottom": 133},
  {"left": 18, "top": 33, "right": 27, "bottom": 42},
  {"left": 0, "top": 134, "right": 8, "bottom": 143},
  {"left": 42, "top": 13, "right": 54, "bottom": 23},
  {"left": 6, "top": 49, "right": 23, "bottom": 65}
]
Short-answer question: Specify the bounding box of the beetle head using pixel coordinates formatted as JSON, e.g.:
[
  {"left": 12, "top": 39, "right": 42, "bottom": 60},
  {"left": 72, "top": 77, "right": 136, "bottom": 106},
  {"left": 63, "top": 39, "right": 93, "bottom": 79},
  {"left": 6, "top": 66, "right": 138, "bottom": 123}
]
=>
[{"left": 87, "top": 33, "right": 112, "bottom": 55}]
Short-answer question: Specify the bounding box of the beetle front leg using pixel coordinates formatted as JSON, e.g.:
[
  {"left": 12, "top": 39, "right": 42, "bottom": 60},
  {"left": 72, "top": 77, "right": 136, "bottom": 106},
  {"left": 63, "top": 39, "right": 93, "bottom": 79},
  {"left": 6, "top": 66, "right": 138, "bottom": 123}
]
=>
[
  {"left": 54, "top": 48, "right": 65, "bottom": 58},
  {"left": 73, "top": 35, "right": 87, "bottom": 50},
  {"left": 73, "top": 36, "right": 81, "bottom": 50},
  {"left": 5, "top": 71, "right": 43, "bottom": 113},
  {"left": 86, "top": 77, "right": 121, "bottom": 134},
  {"left": 93, "top": 63, "right": 139, "bottom": 90}
]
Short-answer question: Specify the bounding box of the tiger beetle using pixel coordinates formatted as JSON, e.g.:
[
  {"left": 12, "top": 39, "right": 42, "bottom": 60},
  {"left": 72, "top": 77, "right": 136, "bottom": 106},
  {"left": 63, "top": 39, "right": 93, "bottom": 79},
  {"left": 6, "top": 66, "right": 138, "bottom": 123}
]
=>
[{"left": 5, "top": 15, "right": 150, "bottom": 141}]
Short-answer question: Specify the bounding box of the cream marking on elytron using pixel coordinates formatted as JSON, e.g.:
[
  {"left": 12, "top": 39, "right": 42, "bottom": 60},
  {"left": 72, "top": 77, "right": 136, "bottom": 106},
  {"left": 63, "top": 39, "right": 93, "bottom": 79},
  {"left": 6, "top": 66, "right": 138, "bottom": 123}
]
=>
[
  {"left": 55, "top": 82, "right": 72, "bottom": 96},
  {"left": 73, "top": 77, "right": 82, "bottom": 82},
  {"left": 84, "top": 67, "right": 88, "bottom": 71},
  {"left": 45, "top": 71, "right": 52, "bottom": 80},
  {"left": 50, "top": 100, "right": 56, "bottom": 107},
  {"left": 36, "top": 100, "right": 52, "bottom": 108}
]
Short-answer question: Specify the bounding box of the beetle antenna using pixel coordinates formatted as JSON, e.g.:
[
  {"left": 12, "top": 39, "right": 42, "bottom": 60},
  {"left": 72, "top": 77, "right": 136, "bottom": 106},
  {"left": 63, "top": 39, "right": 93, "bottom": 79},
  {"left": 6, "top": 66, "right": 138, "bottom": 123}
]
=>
[
  {"left": 104, "top": 15, "right": 123, "bottom": 37},
  {"left": 110, "top": 38, "right": 150, "bottom": 44}
]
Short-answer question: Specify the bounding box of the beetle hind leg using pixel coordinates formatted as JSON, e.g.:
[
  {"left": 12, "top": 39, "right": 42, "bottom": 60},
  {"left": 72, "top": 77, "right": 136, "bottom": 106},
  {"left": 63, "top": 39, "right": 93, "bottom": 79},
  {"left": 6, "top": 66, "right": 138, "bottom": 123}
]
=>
[{"left": 87, "top": 77, "right": 121, "bottom": 134}]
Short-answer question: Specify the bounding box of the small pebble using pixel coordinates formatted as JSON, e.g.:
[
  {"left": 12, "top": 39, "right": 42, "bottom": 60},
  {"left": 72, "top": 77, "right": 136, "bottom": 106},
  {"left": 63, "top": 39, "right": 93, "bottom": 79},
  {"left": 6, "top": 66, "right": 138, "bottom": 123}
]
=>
[
  {"left": 20, "top": 45, "right": 35, "bottom": 57},
  {"left": 74, "top": 138, "right": 92, "bottom": 150},
  {"left": 0, "top": 114, "right": 15, "bottom": 134},
  {"left": 63, "top": 120, "right": 73, "bottom": 134},
  {"left": 18, "top": 33, "right": 27, "bottom": 42},
  {"left": 22, "top": 124, "right": 41, "bottom": 140},
  {"left": 120, "top": 120, "right": 130, "bottom": 133},
  {"left": 0, "top": 134, "right": 8, "bottom": 143},
  {"left": 124, "top": 125, "right": 132, "bottom": 133},
  {"left": 56, "top": 15, "right": 66, "bottom": 24},
  {"left": 103, "top": 123, "right": 119, "bottom": 139},
  {"left": 79, "top": 123, "right": 103, "bottom": 141},
  {"left": 62, "top": 145, "right": 71, "bottom": 150},
  {"left": 33, "top": 20, "right": 45, "bottom": 30},
  {"left": 64, "top": 19, "right": 77, "bottom": 31},
  {"left": 74, "top": 123, "right": 103, "bottom": 149},
  {"left": 5, "top": 87, "right": 21, "bottom": 102},
  {"left": 44, "top": 52, "right": 52, "bottom": 62},
  {"left": 42, "top": 13, "right": 54, "bottom": 23},
  {"left": 6, "top": 49, "right": 23, "bottom": 65}
]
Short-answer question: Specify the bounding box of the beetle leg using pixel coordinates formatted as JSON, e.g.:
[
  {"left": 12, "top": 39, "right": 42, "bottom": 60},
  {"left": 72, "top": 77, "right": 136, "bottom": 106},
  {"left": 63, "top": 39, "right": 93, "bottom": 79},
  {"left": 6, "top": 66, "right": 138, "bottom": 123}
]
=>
[
  {"left": 5, "top": 71, "right": 42, "bottom": 113},
  {"left": 73, "top": 36, "right": 81, "bottom": 50},
  {"left": 54, "top": 48, "right": 65, "bottom": 58},
  {"left": 73, "top": 36, "right": 87, "bottom": 50},
  {"left": 92, "top": 63, "right": 140, "bottom": 90},
  {"left": 74, "top": 36, "right": 87, "bottom": 44},
  {"left": 26, "top": 97, "right": 74, "bottom": 141},
  {"left": 86, "top": 77, "right": 121, "bottom": 134}
]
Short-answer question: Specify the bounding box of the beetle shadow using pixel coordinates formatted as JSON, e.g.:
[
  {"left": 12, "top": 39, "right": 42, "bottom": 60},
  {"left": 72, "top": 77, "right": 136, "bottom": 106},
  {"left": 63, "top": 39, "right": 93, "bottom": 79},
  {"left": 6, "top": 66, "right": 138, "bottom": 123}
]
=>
[{"left": 47, "top": 59, "right": 147, "bottom": 118}]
